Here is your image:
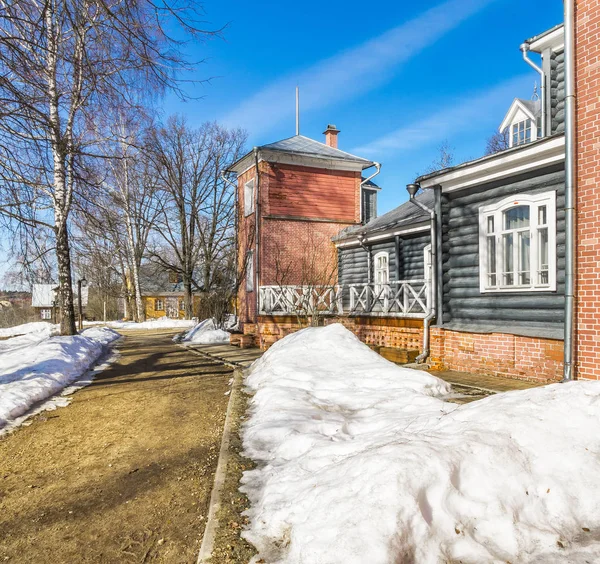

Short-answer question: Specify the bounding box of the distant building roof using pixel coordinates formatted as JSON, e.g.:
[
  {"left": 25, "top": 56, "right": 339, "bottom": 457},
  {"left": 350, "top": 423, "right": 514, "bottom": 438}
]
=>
[
  {"left": 334, "top": 190, "right": 433, "bottom": 242},
  {"left": 227, "top": 134, "right": 375, "bottom": 173}
]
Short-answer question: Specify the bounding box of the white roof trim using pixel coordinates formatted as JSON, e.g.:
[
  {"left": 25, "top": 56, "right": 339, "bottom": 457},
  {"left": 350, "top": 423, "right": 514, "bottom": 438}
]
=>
[
  {"left": 499, "top": 99, "right": 538, "bottom": 132},
  {"left": 335, "top": 223, "right": 429, "bottom": 247},
  {"left": 528, "top": 26, "right": 564, "bottom": 53},
  {"left": 419, "top": 136, "right": 564, "bottom": 193}
]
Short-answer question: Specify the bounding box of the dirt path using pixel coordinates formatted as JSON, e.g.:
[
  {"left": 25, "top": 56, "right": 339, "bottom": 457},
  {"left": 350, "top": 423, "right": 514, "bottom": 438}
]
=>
[{"left": 0, "top": 329, "right": 233, "bottom": 563}]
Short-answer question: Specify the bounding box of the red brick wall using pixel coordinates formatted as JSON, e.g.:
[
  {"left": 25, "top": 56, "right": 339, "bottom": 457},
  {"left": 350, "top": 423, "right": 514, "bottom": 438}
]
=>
[
  {"left": 430, "top": 328, "right": 564, "bottom": 382},
  {"left": 263, "top": 162, "right": 360, "bottom": 221},
  {"left": 575, "top": 0, "right": 600, "bottom": 380},
  {"left": 236, "top": 160, "right": 361, "bottom": 328},
  {"left": 237, "top": 165, "right": 258, "bottom": 325},
  {"left": 256, "top": 315, "right": 424, "bottom": 351}
]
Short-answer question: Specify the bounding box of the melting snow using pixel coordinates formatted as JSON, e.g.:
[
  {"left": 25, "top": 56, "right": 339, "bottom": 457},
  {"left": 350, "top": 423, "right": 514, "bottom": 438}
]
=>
[{"left": 241, "top": 324, "right": 600, "bottom": 564}]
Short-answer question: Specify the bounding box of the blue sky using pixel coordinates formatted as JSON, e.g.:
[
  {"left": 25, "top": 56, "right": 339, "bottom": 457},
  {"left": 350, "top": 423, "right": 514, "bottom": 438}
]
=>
[
  {"left": 164, "top": 0, "right": 563, "bottom": 214},
  {"left": 0, "top": 0, "right": 564, "bottom": 284}
]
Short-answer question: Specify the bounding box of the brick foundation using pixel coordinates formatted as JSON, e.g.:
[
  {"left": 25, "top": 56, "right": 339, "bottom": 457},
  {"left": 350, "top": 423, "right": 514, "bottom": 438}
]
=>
[
  {"left": 430, "top": 328, "right": 564, "bottom": 383},
  {"left": 253, "top": 318, "right": 563, "bottom": 382}
]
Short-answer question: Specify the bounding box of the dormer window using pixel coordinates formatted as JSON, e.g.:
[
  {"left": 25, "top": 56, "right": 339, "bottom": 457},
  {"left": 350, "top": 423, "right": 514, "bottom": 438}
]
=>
[
  {"left": 500, "top": 99, "right": 542, "bottom": 149},
  {"left": 512, "top": 119, "right": 532, "bottom": 146}
]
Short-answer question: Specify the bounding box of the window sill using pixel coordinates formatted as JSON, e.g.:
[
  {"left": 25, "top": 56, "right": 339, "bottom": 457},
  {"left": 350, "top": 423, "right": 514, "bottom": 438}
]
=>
[{"left": 480, "top": 286, "right": 556, "bottom": 293}]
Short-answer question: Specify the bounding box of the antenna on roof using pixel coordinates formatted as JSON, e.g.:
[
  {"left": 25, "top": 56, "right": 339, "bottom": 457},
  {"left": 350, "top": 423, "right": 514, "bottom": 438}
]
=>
[{"left": 295, "top": 86, "right": 300, "bottom": 136}]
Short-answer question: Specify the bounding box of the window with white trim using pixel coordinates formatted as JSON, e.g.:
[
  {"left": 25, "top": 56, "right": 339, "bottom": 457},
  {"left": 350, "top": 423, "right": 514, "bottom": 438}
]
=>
[
  {"left": 479, "top": 191, "right": 556, "bottom": 293},
  {"left": 424, "top": 244, "right": 432, "bottom": 283},
  {"left": 511, "top": 119, "right": 532, "bottom": 146},
  {"left": 244, "top": 178, "right": 255, "bottom": 216},
  {"left": 40, "top": 308, "right": 52, "bottom": 320},
  {"left": 155, "top": 298, "right": 164, "bottom": 311},
  {"left": 374, "top": 251, "right": 389, "bottom": 294},
  {"left": 246, "top": 251, "right": 254, "bottom": 292}
]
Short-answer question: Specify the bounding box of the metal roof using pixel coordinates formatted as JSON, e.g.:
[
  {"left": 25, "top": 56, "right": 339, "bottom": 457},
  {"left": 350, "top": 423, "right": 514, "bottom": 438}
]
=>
[
  {"left": 259, "top": 135, "right": 373, "bottom": 164},
  {"left": 226, "top": 134, "right": 375, "bottom": 173},
  {"left": 334, "top": 190, "right": 433, "bottom": 242}
]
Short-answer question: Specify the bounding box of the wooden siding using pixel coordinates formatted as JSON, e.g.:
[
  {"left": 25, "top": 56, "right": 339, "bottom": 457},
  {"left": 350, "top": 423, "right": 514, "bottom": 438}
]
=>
[
  {"left": 265, "top": 162, "right": 359, "bottom": 221},
  {"left": 550, "top": 49, "right": 565, "bottom": 134},
  {"left": 441, "top": 164, "right": 565, "bottom": 338}
]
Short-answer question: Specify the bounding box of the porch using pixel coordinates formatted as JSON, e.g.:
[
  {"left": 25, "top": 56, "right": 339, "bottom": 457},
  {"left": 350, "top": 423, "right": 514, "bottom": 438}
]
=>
[{"left": 258, "top": 279, "right": 431, "bottom": 318}]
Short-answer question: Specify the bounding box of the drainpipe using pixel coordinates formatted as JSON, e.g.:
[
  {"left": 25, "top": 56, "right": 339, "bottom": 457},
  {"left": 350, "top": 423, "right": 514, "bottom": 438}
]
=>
[
  {"left": 357, "top": 233, "right": 372, "bottom": 312},
  {"left": 520, "top": 43, "right": 546, "bottom": 137},
  {"left": 359, "top": 162, "right": 381, "bottom": 223},
  {"left": 406, "top": 183, "right": 437, "bottom": 363},
  {"left": 563, "top": 0, "right": 576, "bottom": 381},
  {"left": 221, "top": 171, "right": 238, "bottom": 315}
]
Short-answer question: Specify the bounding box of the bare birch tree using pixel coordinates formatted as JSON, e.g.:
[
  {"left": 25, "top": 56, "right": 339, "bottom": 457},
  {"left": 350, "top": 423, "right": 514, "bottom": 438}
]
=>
[
  {"left": 146, "top": 118, "right": 246, "bottom": 319},
  {"left": 0, "top": 0, "right": 217, "bottom": 334}
]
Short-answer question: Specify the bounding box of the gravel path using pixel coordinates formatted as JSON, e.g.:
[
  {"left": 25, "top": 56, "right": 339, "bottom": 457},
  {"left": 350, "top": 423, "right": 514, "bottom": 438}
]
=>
[{"left": 0, "top": 329, "right": 233, "bottom": 563}]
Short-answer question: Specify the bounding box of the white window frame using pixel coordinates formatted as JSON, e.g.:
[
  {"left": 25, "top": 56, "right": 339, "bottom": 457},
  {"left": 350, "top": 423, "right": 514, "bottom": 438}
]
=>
[
  {"left": 40, "top": 308, "right": 52, "bottom": 320},
  {"left": 479, "top": 191, "right": 556, "bottom": 293},
  {"left": 373, "top": 251, "right": 389, "bottom": 293},
  {"left": 246, "top": 251, "right": 254, "bottom": 293},
  {"left": 424, "top": 244, "right": 432, "bottom": 283},
  {"left": 244, "top": 178, "right": 255, "bottom": 216},
  {"left": 155, "top": 298, "right": 164, "bottom": 311}
]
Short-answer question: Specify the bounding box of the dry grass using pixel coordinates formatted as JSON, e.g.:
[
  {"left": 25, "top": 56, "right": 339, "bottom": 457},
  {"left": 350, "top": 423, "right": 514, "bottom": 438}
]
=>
[{"left": 208, "top": 381, "right": 258, "bottom": 564}]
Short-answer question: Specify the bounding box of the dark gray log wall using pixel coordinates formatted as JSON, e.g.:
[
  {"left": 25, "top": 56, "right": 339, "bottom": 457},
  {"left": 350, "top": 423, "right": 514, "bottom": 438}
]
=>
[
  {"left": 441, "top": 164, "right": 565, "bottom": 339},
  {"left": 361, "top": 188, "right": 377, "bottom": 224},
  {"left": 338, "top": 232, "right": 430, "bottom": 286},
  {"left": 549, "top": 49, "right": 565, "bottom": 134}
]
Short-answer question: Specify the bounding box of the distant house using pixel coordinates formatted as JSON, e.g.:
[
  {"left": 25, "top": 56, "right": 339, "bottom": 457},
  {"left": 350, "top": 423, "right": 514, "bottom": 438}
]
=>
[
  {"left": 136, "top": 265, "right": 202, "bottom": 319},
  {"left": 32, "top": 283, "right": 88, "bottom": 321}
]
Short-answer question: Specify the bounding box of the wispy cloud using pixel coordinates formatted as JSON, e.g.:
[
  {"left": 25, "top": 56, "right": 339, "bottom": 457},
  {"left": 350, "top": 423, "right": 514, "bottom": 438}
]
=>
[
  {"left": 352, "top": 74, "right": 534, "bottom": 157},
  {"left": 221, "top": 0, "right": 498, "bottom": 135}
]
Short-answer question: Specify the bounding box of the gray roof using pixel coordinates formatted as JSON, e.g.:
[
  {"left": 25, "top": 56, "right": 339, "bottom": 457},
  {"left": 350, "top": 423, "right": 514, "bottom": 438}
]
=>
[
  {"left": 227, "top": 134, "right": 375, "bottom": 173},
  {"left": 518, "top": 98, "right": 541, "bottom": 116},
  {"left": 525, "top": 23, "right": 564, "bottom": 46},
  {"left": 334, "top": 190, "right": 433, "bottom": 242},
  {"left": 415, "top": 132, "right": 564, "bottom": 185},
  {"left": 259, "top": 135, "right": 374, "bottom": 165},
  {"left": 139, "top": 264, "right": 195, "bottom": 294}
]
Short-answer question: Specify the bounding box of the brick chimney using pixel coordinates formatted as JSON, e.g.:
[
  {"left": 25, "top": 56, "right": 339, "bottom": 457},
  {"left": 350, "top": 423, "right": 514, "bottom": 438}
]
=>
[{"left": 323, "top": 124, "right": 340, "bottom": 148}]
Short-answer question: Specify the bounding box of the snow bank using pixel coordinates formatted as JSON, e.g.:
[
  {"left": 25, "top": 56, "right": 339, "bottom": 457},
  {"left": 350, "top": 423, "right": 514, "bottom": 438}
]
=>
[
  {"left": 0, "top": 321, "right": 56, "bottom": 338},
  {"left": 241, "top": 324, "right": 600, "bottom": 564},
  {"left": 0, "top": 327, "right": 120, "bottom": 431},
  {"left": 180, "top": 318, "right": 231, "bottom": 345},
  {"left": 108, "top": 316, "right": 196, "bottom": 330}
]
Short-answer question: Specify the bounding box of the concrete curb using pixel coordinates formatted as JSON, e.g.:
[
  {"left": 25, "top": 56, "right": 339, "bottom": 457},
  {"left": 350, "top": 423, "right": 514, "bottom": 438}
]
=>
[{"left": 196, "top": 366, "right": 243, "bottom": 563}]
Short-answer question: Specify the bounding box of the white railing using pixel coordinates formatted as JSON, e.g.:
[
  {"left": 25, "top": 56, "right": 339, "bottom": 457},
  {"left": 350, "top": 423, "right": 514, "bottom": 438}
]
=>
[
  {"left": 347, "top": 280, "right": 430, "bottom": 318},
  {"left": 259, "top": 285, "right": 342, "bottom": 316},
  {"left": 259, "top": 280, "right": 430, "bottom": 318}
]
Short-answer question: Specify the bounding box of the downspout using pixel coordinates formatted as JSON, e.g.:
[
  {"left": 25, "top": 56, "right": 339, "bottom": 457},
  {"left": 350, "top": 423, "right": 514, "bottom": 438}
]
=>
[
  {"left": 520, "top": 43, "right": 546, "bottom": 137},
  {"left": 406, "top": 184, "right": 437, "bottom": 363},
  {"left": 563, "top": 0, "right": 576, "bottom": 381},
  {"left": 359, "top": 162, "right": 381, "bottom": 223},
  {"left": 221, "top": 171, "right": 238, "bottom": 316}
]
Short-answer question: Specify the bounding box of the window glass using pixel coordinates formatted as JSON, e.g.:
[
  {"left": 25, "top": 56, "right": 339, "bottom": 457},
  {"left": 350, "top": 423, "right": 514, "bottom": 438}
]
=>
[
  {"left": 155, "top": 298, "right": 164, "bottom": 311},
  {"left": 374, "top": 252, "right": 389, "bottom": 295},
  {"left": 244, "top": 179, "right": 255, "bottom": 216},
  {"left": 246, "top": 251, "right": 254, "bottom": 292},
  {"left": 504, "top": 206, "right": 530, "bottom": 230},
  {"left": 480, "top": 191, "right": 555, "bottom": 292}
]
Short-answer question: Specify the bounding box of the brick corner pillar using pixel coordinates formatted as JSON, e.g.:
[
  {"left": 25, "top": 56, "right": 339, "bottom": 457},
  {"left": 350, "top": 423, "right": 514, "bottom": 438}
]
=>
[{"left": 575, "top": 0, "right": 600, "bottom": 380}]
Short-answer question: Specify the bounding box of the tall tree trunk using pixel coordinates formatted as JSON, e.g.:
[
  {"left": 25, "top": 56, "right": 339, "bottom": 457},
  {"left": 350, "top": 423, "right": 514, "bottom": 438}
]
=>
[
  {"left": 55, "top": 220, "right": 76, "bottom": 335},
  {"left": 184, "top": 276, "right": 193, "bottom": 320}
]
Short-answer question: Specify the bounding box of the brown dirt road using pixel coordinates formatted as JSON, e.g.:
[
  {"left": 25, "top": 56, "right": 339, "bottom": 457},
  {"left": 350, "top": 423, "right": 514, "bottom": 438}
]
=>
[{"left": 0, "top": 329, "right": 233, "bottom": 563}]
